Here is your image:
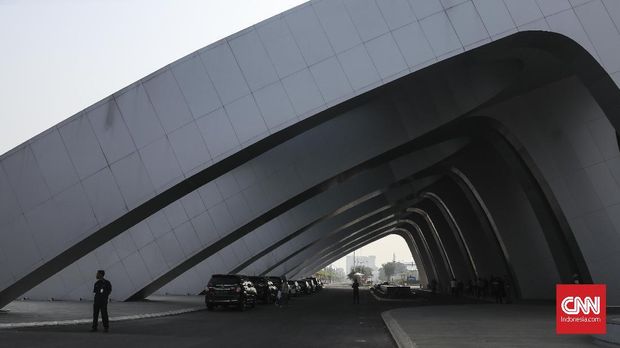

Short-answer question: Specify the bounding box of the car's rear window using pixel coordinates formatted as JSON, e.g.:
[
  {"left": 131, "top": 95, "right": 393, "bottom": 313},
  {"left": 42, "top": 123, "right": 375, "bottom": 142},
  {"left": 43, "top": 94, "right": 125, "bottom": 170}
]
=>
[{"left": 209, "top": 276, "right": 239, "bottom": 285}]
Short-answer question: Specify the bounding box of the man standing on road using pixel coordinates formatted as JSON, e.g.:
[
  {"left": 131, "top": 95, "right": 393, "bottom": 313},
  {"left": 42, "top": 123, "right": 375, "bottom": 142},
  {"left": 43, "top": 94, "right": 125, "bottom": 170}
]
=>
[
  {"left": 281, "top": 278, "right": 289, "bottom": 307},
  {"left": 450, "top": 277, "right": 458, "bottom": 297},
  {"left": 352, "top": 278, "right": 360, "bottom": 304},
  {"left": 91, "top": 270, "right": 112, "bottom": 332}
]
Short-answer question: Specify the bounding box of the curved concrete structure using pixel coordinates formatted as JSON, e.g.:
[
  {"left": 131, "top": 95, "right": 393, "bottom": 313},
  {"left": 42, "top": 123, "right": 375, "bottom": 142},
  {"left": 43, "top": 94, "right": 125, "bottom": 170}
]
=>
[{"left": 2, "top": 0, "right": 620, "bottom": 307}]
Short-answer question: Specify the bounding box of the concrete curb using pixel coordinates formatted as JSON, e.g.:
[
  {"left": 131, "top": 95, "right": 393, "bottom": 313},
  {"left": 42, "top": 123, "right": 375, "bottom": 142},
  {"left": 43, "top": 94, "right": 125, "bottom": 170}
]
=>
[
  {"left": 593, "top": 319, "right": 620, "bottom": 346},
  {"left": 0, "top": 306, "right": 204, "bottom": 329},
  {"left": 381, "top": 309, "right": 416, "bottom": 348},
  {"left": 370, "top": 289, "right": 423, "bottom": 303}
]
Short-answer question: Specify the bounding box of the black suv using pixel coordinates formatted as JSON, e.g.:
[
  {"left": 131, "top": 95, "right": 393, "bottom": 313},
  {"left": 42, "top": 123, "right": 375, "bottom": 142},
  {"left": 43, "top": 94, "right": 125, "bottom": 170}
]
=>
[
  {"left": 297, "top": 279, "right": 310, "bottom": 294},
  {"left": 306, "top": 277, "right": 321, "bottom": 291},
  {"left": 287, "top": 280, "right": 301, "bottom": 297},
  {"left": 305, "top": 278, "right": 316, "bottom": 293},
  {"left": 249, "top": 276, "right": 277, "bottom": 303},
  {"left": 267, "top": 276, "right": 284, "bottom": 291},
  {"left": 205, "top": 274, "right": 257, "bottom": 311}
]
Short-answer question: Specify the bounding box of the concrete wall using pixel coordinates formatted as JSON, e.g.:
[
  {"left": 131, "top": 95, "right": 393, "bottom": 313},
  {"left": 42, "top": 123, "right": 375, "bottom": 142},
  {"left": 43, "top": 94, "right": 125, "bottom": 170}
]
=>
[{"left": 2, "top": 0, "right": 620, "bottom": 306}]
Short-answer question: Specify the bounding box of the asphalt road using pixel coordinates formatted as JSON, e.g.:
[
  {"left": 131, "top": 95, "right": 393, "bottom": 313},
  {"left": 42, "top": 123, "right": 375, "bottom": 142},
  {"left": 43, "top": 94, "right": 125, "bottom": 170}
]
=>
[{"left": 0, "top": 286, "right": 416, "bottom": 348}]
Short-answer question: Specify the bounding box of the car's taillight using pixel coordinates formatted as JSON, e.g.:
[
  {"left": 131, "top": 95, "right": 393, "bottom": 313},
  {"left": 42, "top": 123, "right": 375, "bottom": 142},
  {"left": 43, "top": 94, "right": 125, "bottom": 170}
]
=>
[{"left": 235, "top": 287, "right": 241, "bottom": 293}]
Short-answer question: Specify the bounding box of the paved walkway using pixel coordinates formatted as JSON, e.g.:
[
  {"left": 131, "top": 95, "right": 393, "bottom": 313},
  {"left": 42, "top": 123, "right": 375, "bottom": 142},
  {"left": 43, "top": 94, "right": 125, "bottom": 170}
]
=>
[
  {"left": 0, "top": 295, "right": 204, "bottom": 328},
  {"left": 3, "top": 287, "right": 613, "bottom": 347},
  {"left": 0, "top": 286, "right": 397, "bottom": 347},
  {"left": 382, "top": 304, "right": 599, "bottom": 347}
]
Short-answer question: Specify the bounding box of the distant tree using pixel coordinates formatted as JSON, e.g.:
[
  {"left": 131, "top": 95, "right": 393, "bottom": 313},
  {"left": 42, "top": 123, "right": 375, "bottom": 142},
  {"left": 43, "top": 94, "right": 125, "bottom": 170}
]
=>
[
  {"left": 382, "top": 262, "right": 396, "bottom": 281},
  {"left": 315, "top": 266, "right": 340, "bottom": 282},
  {"left": 347, "top": 265, "right": 373, "bottom": 281},
  {"left": 393, "top": 262, "right": 408, "bottom": 275},
  {"left": 381, "top": 261, "right": 409, "bottom": 282},
  {"left": 378, "top": 267, "right": 387, "bottom": 281}
]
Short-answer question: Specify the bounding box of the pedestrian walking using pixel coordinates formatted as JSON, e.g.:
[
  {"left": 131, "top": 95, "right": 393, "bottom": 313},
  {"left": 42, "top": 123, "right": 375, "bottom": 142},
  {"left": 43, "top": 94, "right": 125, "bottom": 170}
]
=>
[
  {"left": 352, "top": 278, "right": 360, "bottom": 304},
  {"left": 91, "top": 270, "right": 112, "bottom": 332},
  {"left": 481, "top": 277, "right": 489, "bottom": 297},
  {"left": 491, "top": 276, "right": 501, "bottom": 303},
  {"left": 450, "top": 277, "right": 458, "bottom": 297},
  {"left": 497, "top": 277, "right": 506, "bottom": 304},
  {"left": 430, "top": 279, "right": 438, "bottom": 294},
  {"left": 275, "top": 288, "right": 282, "bottom": 307},
  {"left": 280, "top": 278, "right": 289, "bottom": 307},
  {"left": 504, "top": 277, "right": 512, "bottom": 304}
]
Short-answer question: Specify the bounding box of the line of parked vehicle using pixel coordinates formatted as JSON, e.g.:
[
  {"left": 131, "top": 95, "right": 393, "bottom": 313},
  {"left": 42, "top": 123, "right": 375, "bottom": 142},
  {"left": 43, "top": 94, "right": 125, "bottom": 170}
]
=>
[{"left": 205, "top": 274, "right": 324, "bottom": 311}]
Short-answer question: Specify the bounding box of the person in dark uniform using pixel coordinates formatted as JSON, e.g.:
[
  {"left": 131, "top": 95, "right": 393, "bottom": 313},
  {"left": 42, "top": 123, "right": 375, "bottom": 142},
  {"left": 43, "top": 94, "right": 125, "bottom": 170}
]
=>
[
  {"left": 91, "top": 270, "right": 112, "bottom": 332},
  {"left": 352, "top": 278, "right": 360, "bottom": 304}
]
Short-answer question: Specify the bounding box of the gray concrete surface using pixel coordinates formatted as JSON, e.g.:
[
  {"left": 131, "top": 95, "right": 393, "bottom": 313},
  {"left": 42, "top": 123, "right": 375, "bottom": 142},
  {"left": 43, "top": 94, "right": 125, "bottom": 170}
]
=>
[
  {"left": 0, "top": 295, "right": 204, "bottom": 328},
  {"left": 1, "top": 285, "right": 609, "bottom": 347},
  {"left": 0, "top": 286, "right": 398, "bottom": 347},
  {"left": 594, "top": 316, "right": 620, "bottom": 346},
  {"left": 382, "top": 304, "right": 598, "bottom": 347}
]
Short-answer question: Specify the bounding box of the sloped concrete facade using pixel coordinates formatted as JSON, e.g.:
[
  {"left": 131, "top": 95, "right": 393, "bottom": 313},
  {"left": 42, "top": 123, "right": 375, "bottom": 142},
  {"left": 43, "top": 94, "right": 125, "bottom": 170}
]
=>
[{"left": 1, "top": 0, "right": 620, "bottom": 307}]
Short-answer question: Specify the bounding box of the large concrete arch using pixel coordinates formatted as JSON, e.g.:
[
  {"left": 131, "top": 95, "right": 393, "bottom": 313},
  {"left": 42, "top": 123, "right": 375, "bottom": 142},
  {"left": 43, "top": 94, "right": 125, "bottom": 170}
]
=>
[
  {"left": 2, "top": 1, "right": 620, "bottom": 308},
  {"left": 226, "top": 171, "right": 437, "bottom": 276},
  {"left": 274, "top": 189, "right": 461, "bottom": 282},
  {"left": 232, "top": 170, "right": 440, "bottom": 281}
]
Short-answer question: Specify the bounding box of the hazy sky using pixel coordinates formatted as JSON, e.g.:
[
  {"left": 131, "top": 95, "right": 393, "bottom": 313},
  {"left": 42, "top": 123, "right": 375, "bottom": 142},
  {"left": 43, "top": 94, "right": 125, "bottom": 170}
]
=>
[
  {"left": 0, "top": 0, "right": 306, "bottom": 155},
  {"left": 331, "top": 234, "right": 415, "bottom": 272},
  {"left": 0, "top": 1, "right": 414, "bottom": 272}
]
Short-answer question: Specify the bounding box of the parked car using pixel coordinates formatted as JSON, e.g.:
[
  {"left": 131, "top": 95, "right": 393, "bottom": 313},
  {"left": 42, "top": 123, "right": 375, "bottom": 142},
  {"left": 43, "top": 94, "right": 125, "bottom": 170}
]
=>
[
  {"left": 205, "top": 274, "right": 257, "bottom": 311},
  {"left": 375, "top": 281, "right": 390, "bottom": 291},
  {"left": 287, "top": 280, "right": 300, "bottom": 297},
  {"left": 267, "top": 276, "right": 284, "bottom": 291},
  {"left": 306, "top": 277, "right": 321, "bottom": 291},
  {"left": 305, "top": 278, "right": 316, "bottom": 293},
  {"left": 249, "top": 276, "right": 277, "bottom": 303},
  {"left": 296, "top": 280, "right": 311, "bottom": 294}
]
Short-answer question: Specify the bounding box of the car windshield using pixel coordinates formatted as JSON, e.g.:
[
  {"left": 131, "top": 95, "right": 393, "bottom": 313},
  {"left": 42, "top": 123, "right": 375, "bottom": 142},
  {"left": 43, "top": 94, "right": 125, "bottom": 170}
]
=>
[
  {"left": 209, "top": 276, "right": 239, "bottom": 285},
  {"left": 249, "top": 277, "right": 265, "bottom": 284}
]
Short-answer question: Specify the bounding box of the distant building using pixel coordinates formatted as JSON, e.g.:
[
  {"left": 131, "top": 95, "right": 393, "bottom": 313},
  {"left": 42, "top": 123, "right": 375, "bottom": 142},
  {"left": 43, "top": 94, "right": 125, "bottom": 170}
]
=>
[
  {"left": 346, "top": 255, "right": 379, "bottom": 281},
  {"left": 335, "top": 268, "right": 345, "bottom": 281}
]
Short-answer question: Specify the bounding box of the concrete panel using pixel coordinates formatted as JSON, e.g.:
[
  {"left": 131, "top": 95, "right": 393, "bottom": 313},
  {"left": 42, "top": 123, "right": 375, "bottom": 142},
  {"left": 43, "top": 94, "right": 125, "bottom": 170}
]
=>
[
  {"left": 86, "top": 100, "right": 136, "bottom": 164},
  {"left": 344, "top": 0, "right": 389, "bottom": 41},
  {"left": 199, "top": 43, "right": 250, "bottom": 105},
  {"left": 58, "top": 116, "right": 108, "bottom": 180},
  {"left": 256, "top": 17, "right": 307, "bottom": 79},
  {"left": 229, "top": 29, "right": 278, "bottom": 92},
  {"left": 285, "top": 4, "right": 334, "bottom": 65},
  {"left": 171, "top": 56, "right": 222, "bottom": 119},
  {"left": 314, "top": 0, "right": 362, "bottom": 53},
  {"left": 30, "top": 129, "right": 79, "bottom": 196},
  {"left": 115, "top": 84, "right": 165, "bottom": 149}
]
